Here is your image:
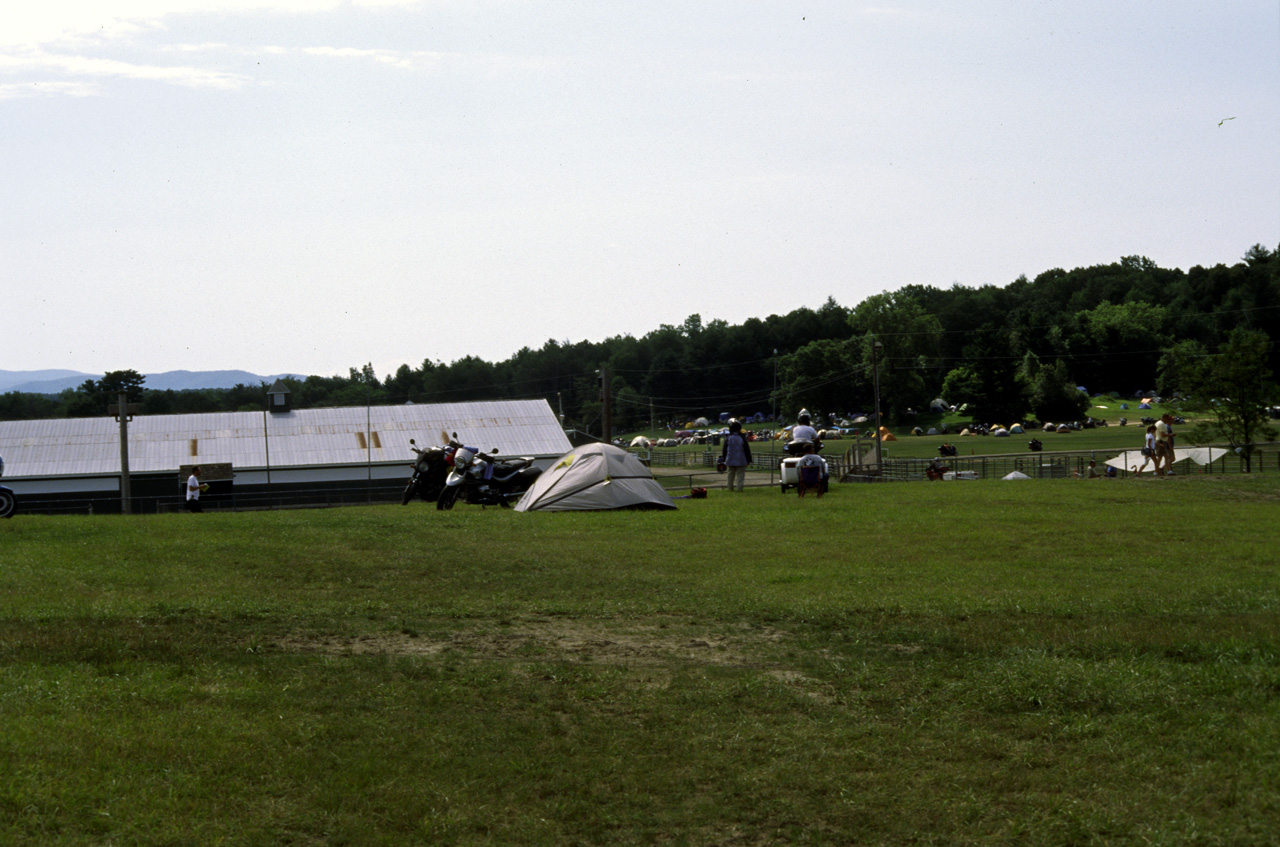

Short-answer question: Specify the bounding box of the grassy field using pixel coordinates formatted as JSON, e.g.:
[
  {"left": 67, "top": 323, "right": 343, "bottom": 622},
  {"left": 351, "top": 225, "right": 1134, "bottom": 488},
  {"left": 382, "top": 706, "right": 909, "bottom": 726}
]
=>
[{"left": 2, "top": 474, "right": 1279, "bottom": 845}]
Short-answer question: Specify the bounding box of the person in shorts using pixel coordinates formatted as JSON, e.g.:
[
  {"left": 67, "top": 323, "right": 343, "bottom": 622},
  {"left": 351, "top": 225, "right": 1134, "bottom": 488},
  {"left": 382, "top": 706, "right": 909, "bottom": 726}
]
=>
[{"left": 1133, "top": 424, "right": 1157, "bottom": 475}]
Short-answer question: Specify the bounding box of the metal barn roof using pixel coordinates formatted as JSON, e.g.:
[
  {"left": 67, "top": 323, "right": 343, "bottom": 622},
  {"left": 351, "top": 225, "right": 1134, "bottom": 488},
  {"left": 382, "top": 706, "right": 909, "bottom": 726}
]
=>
[{"left": 0, "top": 399, "right": 571, "bottom": 478}]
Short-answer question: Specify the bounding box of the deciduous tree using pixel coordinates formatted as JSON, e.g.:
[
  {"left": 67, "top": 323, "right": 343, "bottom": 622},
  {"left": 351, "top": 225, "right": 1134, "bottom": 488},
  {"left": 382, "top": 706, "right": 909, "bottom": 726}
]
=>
[{"left": 1184, "top": 328, "right": 1278, "bottom": 471}]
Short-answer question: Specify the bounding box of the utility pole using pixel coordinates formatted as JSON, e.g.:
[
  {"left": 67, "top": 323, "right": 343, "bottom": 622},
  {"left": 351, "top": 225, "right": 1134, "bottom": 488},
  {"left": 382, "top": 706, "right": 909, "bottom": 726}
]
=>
[
  {"left": 872, "top": 339, "right": 884, "bottom": 473},
  {"left": 112, "top": 391, "right": 135, "bottom": 514},
  {"left": 263, "top": 408, "right": 271, "bottom": 488},
  {"left": 597, "top": 365, "right": 612, "bottom": 442},
  {"left": 772, "top": 348, "right": 778, "bottom": 424}
]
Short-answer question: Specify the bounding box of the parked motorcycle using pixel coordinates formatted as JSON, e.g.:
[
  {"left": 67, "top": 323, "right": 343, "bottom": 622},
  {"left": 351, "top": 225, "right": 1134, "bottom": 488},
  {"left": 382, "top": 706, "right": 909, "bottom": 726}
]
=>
[
  {"left": 437, "top": 433, "right": 543, "bottom": 510},
  {"left": 0, "top": 455, "right": 15, "bottom": 518},
  {"left": 400, "top": 438, "right": 456, "bottom": 505}
]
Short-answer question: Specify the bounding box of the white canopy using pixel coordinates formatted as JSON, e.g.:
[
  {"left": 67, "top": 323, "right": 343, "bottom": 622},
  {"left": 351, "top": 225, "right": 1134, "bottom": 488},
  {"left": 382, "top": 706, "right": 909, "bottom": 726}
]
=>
[{"left": 1105, "top": 447, "right": 1229, "bottom": 473}]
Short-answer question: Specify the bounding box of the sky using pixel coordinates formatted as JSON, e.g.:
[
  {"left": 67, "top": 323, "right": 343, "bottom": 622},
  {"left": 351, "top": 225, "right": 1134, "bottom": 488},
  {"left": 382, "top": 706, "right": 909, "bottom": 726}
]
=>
[{"left": 3, "top": 1, "right": 1278, "bottom": 380}]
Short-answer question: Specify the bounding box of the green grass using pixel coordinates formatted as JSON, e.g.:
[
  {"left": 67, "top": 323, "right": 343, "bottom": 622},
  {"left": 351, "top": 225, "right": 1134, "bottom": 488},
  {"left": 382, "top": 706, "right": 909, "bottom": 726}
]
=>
[{"left": 2, "top": 475, "right": 1279, "bottom": 845}]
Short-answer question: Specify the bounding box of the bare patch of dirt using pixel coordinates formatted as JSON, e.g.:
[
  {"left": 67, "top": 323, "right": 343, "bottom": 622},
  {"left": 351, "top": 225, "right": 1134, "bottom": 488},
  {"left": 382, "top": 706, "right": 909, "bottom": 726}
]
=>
[{"left": 273, "top": 617, "right": 791, "bottom": 669}]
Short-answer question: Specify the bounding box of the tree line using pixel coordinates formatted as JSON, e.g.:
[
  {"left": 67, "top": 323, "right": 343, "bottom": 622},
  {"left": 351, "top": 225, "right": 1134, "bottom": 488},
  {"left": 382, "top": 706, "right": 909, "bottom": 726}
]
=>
[{"left": 4, "top": 244, "right": 1277, "bottom": 439}]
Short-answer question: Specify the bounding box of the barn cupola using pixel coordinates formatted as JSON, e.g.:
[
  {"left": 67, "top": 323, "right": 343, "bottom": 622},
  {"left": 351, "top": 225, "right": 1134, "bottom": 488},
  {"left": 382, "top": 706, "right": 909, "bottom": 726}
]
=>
[{"left": 267, "top": 379, "right": 292, "bottom": 414}]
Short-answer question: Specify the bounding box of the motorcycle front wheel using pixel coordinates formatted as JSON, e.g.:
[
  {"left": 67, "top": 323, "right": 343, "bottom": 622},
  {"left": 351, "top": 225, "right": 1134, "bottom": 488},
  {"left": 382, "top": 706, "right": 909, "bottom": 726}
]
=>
[
  {"left": 0, "top": 489, "right": 16, "bottom": 518},
  {"left": 401, "top": 481, "right": 416, "bottom": 505},
  {"left": 436, "top": 486, "right": 460, "bottom": 511}
]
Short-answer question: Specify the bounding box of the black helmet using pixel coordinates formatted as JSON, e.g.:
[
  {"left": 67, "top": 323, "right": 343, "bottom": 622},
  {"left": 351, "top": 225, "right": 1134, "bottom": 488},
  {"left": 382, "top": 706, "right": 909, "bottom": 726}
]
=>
[
  {"left": 728, "top": 419, "right": 742, "bottom": 433},
  {"left": 797, "top": 409, "right": 811, "bottom": 426}
]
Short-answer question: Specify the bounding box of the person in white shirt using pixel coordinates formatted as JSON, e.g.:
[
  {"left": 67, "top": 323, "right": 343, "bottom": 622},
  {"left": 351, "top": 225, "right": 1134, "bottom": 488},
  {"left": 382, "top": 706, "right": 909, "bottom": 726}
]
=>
[
  {"left": 1133, "top": 425, "right": 1157, "bottom": 475},
  {"left": 186, "top": 466, "right": 208, "bottom": 513},
  {"left": 790, "top": 410, "right": 819, "bottom": 444}
]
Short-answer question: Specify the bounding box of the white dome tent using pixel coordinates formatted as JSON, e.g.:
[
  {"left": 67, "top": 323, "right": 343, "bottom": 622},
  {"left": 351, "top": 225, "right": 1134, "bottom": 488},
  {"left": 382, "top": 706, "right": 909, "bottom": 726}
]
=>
[{"left": 515, "top": 443, "right": 676, "bottom": 512}]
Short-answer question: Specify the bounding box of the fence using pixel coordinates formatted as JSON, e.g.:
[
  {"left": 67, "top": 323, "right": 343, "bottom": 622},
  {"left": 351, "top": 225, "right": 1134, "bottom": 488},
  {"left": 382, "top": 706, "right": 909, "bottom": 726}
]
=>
[
  {"left": 645, "top": 441, "right": 1280, "bottom": 486},
  {"left": 643, "top": 441, "right": 861, "bottom": 479},
  {"left": 9, "top": 480, "right": 411, "bottom": 516},
  {"left": 644, "top": 441, "right": 864, "bottom": 492}
]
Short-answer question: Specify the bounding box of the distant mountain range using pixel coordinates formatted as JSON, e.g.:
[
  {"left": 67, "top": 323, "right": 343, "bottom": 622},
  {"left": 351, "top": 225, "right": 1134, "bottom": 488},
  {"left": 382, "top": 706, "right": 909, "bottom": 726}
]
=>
[{"left": 0, "top": 369, "right": 307, "bottom": 395}]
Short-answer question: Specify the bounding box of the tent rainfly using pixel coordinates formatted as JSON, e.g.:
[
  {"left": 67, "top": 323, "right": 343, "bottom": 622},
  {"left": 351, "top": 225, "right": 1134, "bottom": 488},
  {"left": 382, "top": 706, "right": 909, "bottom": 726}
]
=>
[{"left": 514, "top": 443, "right": 676, "bottom": 512}]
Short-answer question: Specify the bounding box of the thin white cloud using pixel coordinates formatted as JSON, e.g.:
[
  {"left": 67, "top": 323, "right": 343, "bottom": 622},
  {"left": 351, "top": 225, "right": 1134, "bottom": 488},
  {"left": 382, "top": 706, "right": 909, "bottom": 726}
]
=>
[
  {"left": 0, "top": 79, "right": 100, "bottom": 99},
  {"left": 162, "top": 42, "right": 231, "bottom": 53},
  {"left": 0, "top": 3, "right": 433, "bottom": 98},
  {"left": 301, "top": 45, "right": 445, "bottom": 71},
  {"left": 859, "top": 6, "right": 931, "bottom": 20},
  {"left": 0, "top": 48, "right": 248, "bottom": 88},
  {"left": 0, "top": 1, "right": 424, "bottom": 49}
]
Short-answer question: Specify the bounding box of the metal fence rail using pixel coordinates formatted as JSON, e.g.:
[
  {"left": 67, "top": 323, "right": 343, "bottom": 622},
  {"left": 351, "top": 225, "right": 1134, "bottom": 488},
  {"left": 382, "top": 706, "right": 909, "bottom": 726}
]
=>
[
  {"left": 642, "top": 444, "right": 857, "bottom": 480},
  {"left": 10, "top": 482, "right": 410, "bottom": 516},
  {"left": 879, "top": 443, "right": 1280, "bottom": 482}
]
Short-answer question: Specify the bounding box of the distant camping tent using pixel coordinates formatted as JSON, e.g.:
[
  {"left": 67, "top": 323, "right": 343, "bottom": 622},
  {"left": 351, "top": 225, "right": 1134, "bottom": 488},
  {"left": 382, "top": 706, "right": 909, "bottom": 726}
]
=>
[{"left": 514, "top": 443, "right": 676, "bottom": 512}]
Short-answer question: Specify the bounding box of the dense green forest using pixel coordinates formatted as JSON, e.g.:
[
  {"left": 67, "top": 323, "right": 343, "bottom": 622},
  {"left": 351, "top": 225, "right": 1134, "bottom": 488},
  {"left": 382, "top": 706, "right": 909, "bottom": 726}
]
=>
[{"left": 5, "top": 244, "right": 1277, "bottom": 434}]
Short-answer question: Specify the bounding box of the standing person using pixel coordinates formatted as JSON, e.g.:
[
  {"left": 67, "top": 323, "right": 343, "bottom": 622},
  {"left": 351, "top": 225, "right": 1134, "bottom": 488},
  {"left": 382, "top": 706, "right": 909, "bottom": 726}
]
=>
[
  {"left": 719, "top": 419, "right": 752, "bottom": 492},
  {"left": 186, "top": 466, "right": 208, "bottom": 512},
  {"left": 1154, "top": 413, "right": 1176, "bottom": 476},
  {"left": 1133, "top": 425, "right": 1158, "bottom": 475}
]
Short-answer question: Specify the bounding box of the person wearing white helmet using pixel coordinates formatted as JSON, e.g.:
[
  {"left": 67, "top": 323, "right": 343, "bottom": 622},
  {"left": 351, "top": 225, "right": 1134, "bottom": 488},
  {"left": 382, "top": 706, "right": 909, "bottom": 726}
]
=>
[
  {"left": 719, "top": 419, "right": 752, "bottom": 492},
  {"left": 791, "top": 409, "right": 819, "bottom": 444}
]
